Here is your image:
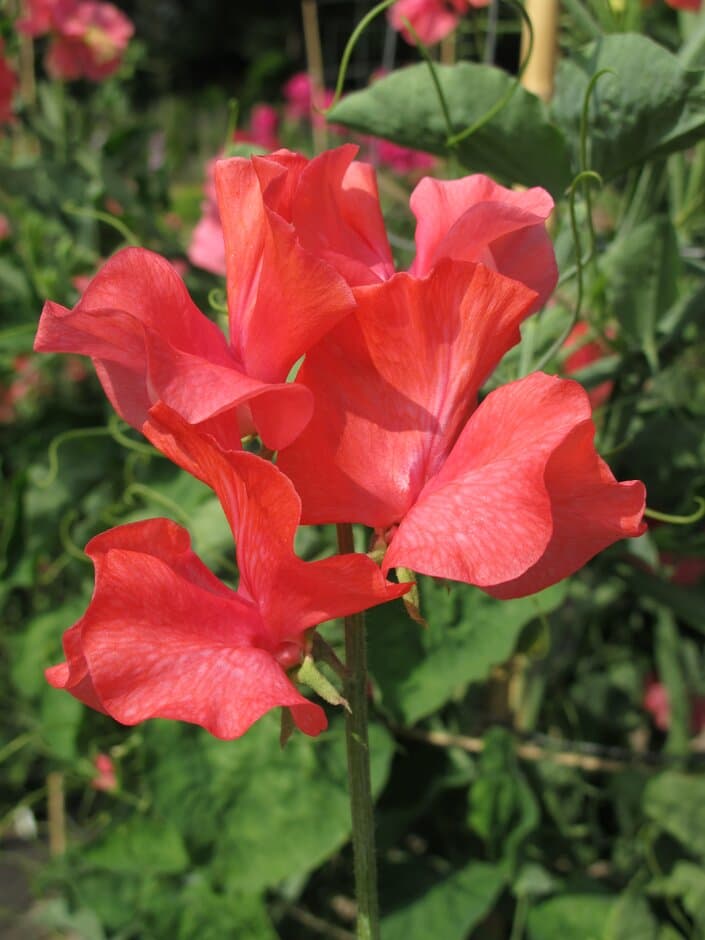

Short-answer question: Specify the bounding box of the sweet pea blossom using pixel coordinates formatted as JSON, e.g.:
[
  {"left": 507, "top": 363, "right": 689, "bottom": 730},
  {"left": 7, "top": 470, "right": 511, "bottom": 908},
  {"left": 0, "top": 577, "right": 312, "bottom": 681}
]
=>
[
  {"left": 47, "top": 405, "right": 408, "bottom": 739},
  {"left": 665, "top": 0, "right": 701, "bottom": 10},
  {"left": 235, "top": 103, "right": 281, "bottom": 151},
  {"left": 17, "top": 0, "right": 133, "bottom": 82},
  {"left": 0, "top": 40, "right": 18, "bottom": 125},
  {"left": 90, "top": 754, "right": 118, "bottom": 791},
  {"left": 37, "top": 147, "right": 405, "bottom": 450},
  {"left": 643, "top": 675, "right": 705, "bottom": 734},
  {"left": 275, "top": 153, "right": 645, "bottom": 599},
  {"left": 388, "top": 0, "right": 490, "bottom": 46},
  {"left": 283, "top": 71, "right": 335, "bottom": 124}
]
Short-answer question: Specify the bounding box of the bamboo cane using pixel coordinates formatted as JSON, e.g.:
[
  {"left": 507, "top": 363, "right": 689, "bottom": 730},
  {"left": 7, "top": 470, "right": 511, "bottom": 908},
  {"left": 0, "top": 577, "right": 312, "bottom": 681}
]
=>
[
  {"left": 301, "top": 0, "right": 329, "bottom": 153},
  {"left": 520, "top": 0, "right": 559, "bottom": 102}
]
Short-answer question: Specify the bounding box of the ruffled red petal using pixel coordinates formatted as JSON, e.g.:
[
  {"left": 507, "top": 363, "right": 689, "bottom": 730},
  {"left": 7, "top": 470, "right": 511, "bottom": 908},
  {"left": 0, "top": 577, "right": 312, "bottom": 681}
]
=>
[
  {"left": 278, "top": 261, "right": 537, "bottom": 527},
  {"left": 410, "top": 175, "right": 557, "bottom": 310},
  {"left": 384, "top": 373, "right": 646, "bottom": 596}
]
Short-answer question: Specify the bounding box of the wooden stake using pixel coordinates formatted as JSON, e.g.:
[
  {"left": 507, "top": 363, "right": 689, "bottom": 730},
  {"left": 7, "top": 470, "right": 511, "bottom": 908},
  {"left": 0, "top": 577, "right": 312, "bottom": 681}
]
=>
[
  {"left": 520, "top": 0, "right": 559, "bottom": 102},
  {"left": 301, "top": 0, "right": 328, "bottom": 153},
  {"left": 47, "top": 772, "right": 66, "bottom": 856}
]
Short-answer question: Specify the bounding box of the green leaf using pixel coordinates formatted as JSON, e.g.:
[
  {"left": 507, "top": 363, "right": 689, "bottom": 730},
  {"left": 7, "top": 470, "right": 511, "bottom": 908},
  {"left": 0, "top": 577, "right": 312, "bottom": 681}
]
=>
[
  {"left": 82, "top": 817, "right": 189, "bottom": 875},
  {"left": 148, "top": 714, "right": 394, "bottom": 893},
  {"left": 604, "top": 892, "right": 659, "bottom": 940},
  {"left": 468, "top": 728, "right": 539, "bottom": 873},
  {"left": 39, "top": 687, "right": 83, "bottom": 761},
  {"left": 10, "top": 596, "right": 90, "bottom": 699},
  {"left": 527, "top": 894, "right": 614, "bottom": 939},
  {"left": 648, "top": 862, "right": 705, "bottom": 934},
  {"left": 175, "top": 882, "right": 277, "bottom": 940},
  {"left": 367, "top": 578, "right": 566, "bottom": 725},
  {"left": 216, "top": 718, "right": 392, "bottom": 892},
  {"left": 654, "top": 611, "right": 691, "bottom": 756},
  {"left": 551, "top": 34, "right": 705, "bottom": 181},
  {"left": 381, "top": 860, "right": 505, "bottom": 940},
  {"left": 618, "top": 565, "right": 705, "bottom": 636},
  {"left": 601, "top": 217, "right": 680, "bottom": 368},
  {"left": 644, "top": 772, "right": 705, "bottom": 860},
  {"left": 327, "top": 63, "right": 572, "bottom": 197}
]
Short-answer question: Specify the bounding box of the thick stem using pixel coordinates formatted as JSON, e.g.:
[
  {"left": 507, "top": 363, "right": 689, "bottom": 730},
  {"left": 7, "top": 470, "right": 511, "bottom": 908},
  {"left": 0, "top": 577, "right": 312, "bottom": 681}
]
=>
[{"left": 336, "top": 523, "right": 380, "bottom": 940}]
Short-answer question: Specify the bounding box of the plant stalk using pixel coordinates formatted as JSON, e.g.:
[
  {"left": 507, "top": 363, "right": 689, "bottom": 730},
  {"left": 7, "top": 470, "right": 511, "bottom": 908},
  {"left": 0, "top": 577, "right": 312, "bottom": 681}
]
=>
[{"left": 336, "top": 523, "right": 380, "bottom": 940}]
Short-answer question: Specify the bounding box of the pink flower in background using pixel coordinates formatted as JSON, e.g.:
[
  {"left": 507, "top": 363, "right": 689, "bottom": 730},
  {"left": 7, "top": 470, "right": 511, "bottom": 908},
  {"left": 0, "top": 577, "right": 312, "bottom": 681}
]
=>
[
  {"left": 0, "top": 214, "right": 10, "bottom": 240},
  {"left": 0, "top": 355, "right": 45, "bottom": 422},
  {"left": 643, "top": 675, "right": 705, "bottom": 735},
  {"left": 283, "top": 71, "right": 316, "bottom": 120},
  {"left": 562, "top": 322, "right": 614, "bottom": 410},
  {"left": 0, "top": 40, "right": 18, "bottom": 125},
  {"left": 283, "top": 71, "right": 335, "bottom": 128},
  {"left": 374, "top": 138, "right": 436, "bottom": 174},
  {"left": 90, "top": 753, "right": 118, "bottom": 791},
  {"left": 188, "top": 158, "right": 226, "bottom": 276},
  {"left": 235, "top": 103, "right": 281, "bottom": 151},
  {"left": 664, "top": 0, "right": 701, "bottom": 10},
  {"left": 388, "top": 0, "right": 490, "bottom": 45},
  {"left": 16, "top": 0, "right": 62, "bottom": 36},
  {"left": 18, "top": 0, "right": 133, "bottom": 82}
]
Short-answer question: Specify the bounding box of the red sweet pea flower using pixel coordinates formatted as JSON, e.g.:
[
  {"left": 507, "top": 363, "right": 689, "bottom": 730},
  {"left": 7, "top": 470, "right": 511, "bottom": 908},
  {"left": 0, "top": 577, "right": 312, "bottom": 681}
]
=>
[
  {"left": 278, "top": 260, "right": 646, "bottom": 600},
  {"left": 36, "top": 149, "right": 389, "bottom": 450},
  {"left": 90, "top": 753, "right": 118, "bottom": 791},
  {"left": 18, "top": 0, "right": 133, "bottom": 82},
  {"left": 665, "top": 0, "right": 701, "bottom": 10},
  {"left": 192, "top": 145, "right": 556, "bottom": 308},
  {"left": 388, "top": 0, "right": 490, "bottom": 46},
  {"left": 0, "top": 40, "right": 18, "bottom": 125},
  {"left": 46, "top": 405, "right": 408, "bottom": 740}
]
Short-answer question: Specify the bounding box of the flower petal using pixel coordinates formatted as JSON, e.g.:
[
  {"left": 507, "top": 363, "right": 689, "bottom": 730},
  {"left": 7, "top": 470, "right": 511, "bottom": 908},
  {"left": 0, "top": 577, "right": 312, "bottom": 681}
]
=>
[
  {"left": 384, "top": 372, "right": 646, "bottom": 596},
  {"left": 143, "top": 404, "right": 410, "bottom": 642},
  {"left": 410, "top": 175, "right": 557, "bottom": 309},
  {"left": 290, "top": 145, "right": 395, "bottom": 286},
  {"left": 278, "top": 261, "right": 537, "bottom": 527},
  {"left": 215, "top": 154, "right": 356, "bottom": 382},
  {"left": 34, "top": 247, "right": 312, "bottom": 450},
  {"left": 48, "top": 518, "right": 326, "bottom": 739}
]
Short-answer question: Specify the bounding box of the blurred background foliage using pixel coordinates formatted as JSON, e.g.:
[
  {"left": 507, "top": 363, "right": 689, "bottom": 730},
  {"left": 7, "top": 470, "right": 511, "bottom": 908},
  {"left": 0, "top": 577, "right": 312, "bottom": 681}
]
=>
[{"left": 2, "top": 1, "right": 705, "bottom": 938}]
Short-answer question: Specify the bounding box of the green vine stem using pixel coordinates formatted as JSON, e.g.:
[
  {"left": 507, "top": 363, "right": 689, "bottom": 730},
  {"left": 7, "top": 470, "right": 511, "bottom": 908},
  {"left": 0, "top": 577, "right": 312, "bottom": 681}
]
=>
[
  {"left": 336, "top": 522, "right": 380, "bottom": 940},
  {"left": 330, "top": 0, "right": 397, "bottom": 107},
  {"left": 644, "top": 497, "right": 705, "bottom": 526}
]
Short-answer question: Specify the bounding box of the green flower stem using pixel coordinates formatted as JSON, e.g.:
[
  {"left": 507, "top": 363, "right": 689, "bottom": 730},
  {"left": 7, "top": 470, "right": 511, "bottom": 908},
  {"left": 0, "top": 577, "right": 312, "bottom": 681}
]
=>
[{"left": 336, "top": 522, "right": 380, "bottom": 940}]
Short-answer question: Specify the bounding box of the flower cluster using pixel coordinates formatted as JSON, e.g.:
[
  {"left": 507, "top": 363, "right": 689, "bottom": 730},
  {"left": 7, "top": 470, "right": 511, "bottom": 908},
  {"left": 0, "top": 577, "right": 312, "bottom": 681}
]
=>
[
  {"left": 388, "top": 0, "right": 490, "bottom": 46},
  {"left": 17, "top": 0, "right": 133, "bottom": 82},
  {"left": 0, "top": 39, "right": 18, "bottom": 125},
  {"left": 36, "top": 144, "right": 646, "bottom": 739}
]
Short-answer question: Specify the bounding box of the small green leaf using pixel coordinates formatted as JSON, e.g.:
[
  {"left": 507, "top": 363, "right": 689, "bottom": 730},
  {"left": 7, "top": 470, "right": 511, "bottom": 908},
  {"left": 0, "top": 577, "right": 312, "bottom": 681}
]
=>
[
  {"left": 601, "top": 217, "right": 680, "bottom": 368},
  {"left": 605, "top": 892, "right": 659, "bottom": 940},
  {"left": 644, "top": 772, "right": 705, "bottom": 860},
  {"left": 381, "top": 860, "right": 505, "bottom": 940},
  {"left": 82, "top": 818, "right": 189, "bottom": 875},
  {"left": 468, "top": 728, "right": 539, "bottom": 873},
  {"left": 527, "top": 894, "right": 614, "bottom": 939}
]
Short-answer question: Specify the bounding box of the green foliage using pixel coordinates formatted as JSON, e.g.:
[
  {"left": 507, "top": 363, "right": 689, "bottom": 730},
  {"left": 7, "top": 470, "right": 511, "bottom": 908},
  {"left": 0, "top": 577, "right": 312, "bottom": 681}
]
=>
[
  {"left": 551, "top": 33, "right": 705, "bottom": 181},
  {"left": 368, "top": 577, "right": 566, "bottom": 725},
  {"left": 381, "top": 860, "right": 505, "bottom": 940},
  {"left": 327, "top": 62, "right": 573, "bottom": 196},
  {"left": 3, "top": 3, "right": 705, "bottom": 938}
]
